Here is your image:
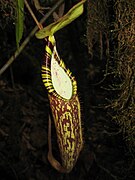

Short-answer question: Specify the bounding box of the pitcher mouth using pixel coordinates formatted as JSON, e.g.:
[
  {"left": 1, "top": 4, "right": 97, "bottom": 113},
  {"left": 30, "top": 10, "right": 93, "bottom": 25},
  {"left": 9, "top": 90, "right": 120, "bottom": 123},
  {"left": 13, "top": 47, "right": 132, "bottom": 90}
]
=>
[
  {"left": 51, "top": 45, "right": 73, "bottom": 100},
  {"left": 41, "top": 36, "right": 77, "bottom": 101}
]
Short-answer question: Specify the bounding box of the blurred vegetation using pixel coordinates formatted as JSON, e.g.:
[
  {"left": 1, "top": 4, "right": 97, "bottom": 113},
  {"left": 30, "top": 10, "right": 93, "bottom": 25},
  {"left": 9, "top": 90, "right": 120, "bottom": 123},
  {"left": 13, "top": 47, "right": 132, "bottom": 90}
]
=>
[
  {"left": 87, "top": 0, "right": 135, "bottom": 152},
  {"left": 110, "top": 0, "right": 135, "bottom": 151}
]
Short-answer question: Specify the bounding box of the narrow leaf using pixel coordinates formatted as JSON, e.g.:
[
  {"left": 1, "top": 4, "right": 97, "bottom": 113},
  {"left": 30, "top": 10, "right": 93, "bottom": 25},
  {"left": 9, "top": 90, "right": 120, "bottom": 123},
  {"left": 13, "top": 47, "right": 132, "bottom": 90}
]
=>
[
  {"left": 36, "top": 0, "right": 86, "bottom": 39},
  {"left": 16, "top": 0, "right": 24, "bottom": 48}
]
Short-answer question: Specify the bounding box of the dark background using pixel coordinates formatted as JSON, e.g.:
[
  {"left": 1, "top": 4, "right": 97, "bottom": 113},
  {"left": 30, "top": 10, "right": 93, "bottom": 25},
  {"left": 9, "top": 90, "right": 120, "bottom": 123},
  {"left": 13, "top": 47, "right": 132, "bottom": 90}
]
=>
[{"left": 0, "top": 0, "right": 134, "bottom": 179}]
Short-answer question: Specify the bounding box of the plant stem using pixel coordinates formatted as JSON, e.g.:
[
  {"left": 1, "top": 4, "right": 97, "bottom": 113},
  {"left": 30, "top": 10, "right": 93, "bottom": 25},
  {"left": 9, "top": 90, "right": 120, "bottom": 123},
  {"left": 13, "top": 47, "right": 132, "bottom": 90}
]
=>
[{"left": 24, "top": 0, "right": 42, "bottom": 29}]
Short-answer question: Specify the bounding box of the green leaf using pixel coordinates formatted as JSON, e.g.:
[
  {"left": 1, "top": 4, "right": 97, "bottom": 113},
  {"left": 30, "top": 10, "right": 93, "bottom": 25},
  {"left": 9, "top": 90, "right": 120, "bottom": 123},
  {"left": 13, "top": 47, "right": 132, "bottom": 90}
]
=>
[
  {"left": 16, "top": 0, "right": 24, "bottom": 48},
  {"left": 35, "top": 0, "right": 86, "bottom": 39}
]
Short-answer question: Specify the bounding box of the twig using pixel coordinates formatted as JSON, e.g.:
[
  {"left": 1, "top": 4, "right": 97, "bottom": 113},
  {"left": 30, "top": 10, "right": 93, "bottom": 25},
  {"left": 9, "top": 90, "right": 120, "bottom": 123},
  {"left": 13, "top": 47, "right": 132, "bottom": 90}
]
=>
[
  {"left": 0, "top": 0, "right": 64, "bottom": 76},
  {"left": 24, "top": 0, "right": 42, "bottom": 29}
]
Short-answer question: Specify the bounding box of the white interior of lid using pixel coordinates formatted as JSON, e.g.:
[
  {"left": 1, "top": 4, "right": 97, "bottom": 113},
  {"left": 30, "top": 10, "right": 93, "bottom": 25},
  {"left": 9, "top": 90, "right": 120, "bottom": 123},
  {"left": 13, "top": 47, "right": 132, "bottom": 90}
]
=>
[{"left": 51, "top": 46, "right": 72, "bottom": 100}]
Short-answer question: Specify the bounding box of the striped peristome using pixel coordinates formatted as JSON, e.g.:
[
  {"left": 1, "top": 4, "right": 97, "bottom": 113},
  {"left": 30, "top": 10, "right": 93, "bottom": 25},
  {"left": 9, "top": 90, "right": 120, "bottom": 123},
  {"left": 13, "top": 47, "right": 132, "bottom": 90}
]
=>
[
  {"left": 41, "top": 35, "right": 83, "bottom": 173},
  {"left": 42, "top": 35, "right": 77, "bottom": 99}
]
